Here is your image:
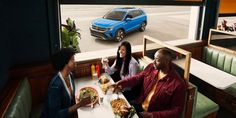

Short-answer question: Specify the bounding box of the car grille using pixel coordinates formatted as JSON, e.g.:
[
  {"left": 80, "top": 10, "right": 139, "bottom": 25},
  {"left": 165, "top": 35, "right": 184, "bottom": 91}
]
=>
[
  {"left": 92, "top": 25, "right": 107, "bottom": 32},
  {"left": 90, "top": 30, "right": 106, "bottom": 38}
]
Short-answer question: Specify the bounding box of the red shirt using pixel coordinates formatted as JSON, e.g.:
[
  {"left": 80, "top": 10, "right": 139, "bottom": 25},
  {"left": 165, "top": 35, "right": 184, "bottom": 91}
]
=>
[{"left": 117, "top": 63, "right": 187, "bottom": 118}]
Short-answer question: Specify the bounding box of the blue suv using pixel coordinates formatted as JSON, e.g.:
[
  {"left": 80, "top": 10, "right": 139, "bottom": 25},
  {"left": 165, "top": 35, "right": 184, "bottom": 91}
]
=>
[{"left": 90, "top": 7, "right": 147, "bottom": 41}]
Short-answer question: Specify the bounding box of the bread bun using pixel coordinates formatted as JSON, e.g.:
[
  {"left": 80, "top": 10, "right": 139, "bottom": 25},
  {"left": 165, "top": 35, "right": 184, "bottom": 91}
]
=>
[{"left": 99, "top": 75, "right": 110, "bottom": 84}]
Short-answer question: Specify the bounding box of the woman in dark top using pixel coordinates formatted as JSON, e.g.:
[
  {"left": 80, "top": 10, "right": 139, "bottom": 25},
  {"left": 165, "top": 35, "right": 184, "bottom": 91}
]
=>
[{"left": 41, "top": 48, "right": 90, "bottom": 118}]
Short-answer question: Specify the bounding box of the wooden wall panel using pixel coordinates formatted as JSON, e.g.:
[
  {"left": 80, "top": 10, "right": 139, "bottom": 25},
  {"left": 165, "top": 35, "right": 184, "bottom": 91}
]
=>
[
  {"left": 178, "top": 41, "right": 206, "bottom": 61},
  {"left": 9, "top": 63, "right": 55, "bottom": 106}
]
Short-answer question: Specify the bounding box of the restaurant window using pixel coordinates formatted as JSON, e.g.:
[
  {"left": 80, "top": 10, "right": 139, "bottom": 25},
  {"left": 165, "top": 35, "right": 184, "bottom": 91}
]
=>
[{"left": 59, "top": 0, "right": 204, "bottom": 54}]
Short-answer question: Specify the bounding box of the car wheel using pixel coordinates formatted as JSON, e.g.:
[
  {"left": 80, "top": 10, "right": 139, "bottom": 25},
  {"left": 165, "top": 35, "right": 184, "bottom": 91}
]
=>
[
  {"left": 139, "top": 22, "right": 146, "bottom": 32},
  {"left": 115, "top": 29, "right": 124, "bottom": 42}
]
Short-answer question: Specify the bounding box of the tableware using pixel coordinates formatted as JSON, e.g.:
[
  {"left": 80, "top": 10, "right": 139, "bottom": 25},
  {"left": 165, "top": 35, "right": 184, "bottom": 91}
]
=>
[{"left": 77, "top": 87, "right": 99, "bottom": 107}]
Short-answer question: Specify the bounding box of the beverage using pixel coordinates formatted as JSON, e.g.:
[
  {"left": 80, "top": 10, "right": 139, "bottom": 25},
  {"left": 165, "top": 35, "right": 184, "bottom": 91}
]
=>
[
  {"left": 101, "top": 57, "right": 109, "bottom": 69},
  {"left": 91, "top": 64, "right": 95, "bottom": 79},
  {"left": 96, "top": 64, "right": 100, "bottom": 78}
]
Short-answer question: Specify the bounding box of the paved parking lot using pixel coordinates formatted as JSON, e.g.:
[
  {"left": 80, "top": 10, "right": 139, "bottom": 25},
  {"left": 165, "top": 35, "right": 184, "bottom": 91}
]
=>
[{"left": 60, "top": 5, "right": 190, "bottom": 52}]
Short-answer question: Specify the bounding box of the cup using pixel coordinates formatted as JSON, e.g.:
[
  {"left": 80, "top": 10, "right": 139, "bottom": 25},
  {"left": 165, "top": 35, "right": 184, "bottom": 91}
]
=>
[
  {"left": 105, "top": 88, "right": 114, "bottom": 102},
  {"left": 92, "top": 73, "right": 98, "bottom": 80},
  {"left": 99, "top": 97, "right": 104, "bottom": 105},
  {"left": 101, "top": 57, "right": 109, "bottom": 68}
]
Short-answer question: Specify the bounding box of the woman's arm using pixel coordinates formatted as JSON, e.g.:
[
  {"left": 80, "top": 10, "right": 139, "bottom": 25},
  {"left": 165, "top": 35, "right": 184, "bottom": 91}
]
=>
[
  {"left": 129, "top": 61, "right": 139, "bottom": 77},
  {"left": 105, "top": 60, "right": 117, "bottom": 75}
]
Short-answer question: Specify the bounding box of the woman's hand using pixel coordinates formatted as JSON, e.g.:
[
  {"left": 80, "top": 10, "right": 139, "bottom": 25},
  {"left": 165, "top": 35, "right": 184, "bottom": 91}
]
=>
[
  {"left": 69, "top": 96, "right": 91, "bottom": 113},
  {"left": 107, "top": 83, "right": 122, "bottom": 94}
]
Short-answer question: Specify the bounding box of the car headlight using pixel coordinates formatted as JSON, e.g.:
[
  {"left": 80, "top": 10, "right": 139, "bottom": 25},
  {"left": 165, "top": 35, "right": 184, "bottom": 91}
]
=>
[{"left": 107, "top": 26, "right": 114, "bottom": 31}]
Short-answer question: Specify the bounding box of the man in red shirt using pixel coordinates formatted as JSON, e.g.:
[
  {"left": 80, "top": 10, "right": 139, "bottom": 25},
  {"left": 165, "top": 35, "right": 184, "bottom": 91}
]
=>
[{"left": 111, "top": 49, "right": 187, "bottom": 118}]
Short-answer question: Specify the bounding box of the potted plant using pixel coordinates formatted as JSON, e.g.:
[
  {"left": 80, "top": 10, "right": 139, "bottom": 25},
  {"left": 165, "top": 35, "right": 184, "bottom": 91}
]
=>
[{"left": 61, "top": 18, "right": 81, "bottom": 52}]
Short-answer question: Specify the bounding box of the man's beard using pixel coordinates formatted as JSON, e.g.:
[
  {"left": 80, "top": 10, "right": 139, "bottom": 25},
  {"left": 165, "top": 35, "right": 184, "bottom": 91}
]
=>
[{"left": 154, "top": 63, "right": 163, "bottom": 70}]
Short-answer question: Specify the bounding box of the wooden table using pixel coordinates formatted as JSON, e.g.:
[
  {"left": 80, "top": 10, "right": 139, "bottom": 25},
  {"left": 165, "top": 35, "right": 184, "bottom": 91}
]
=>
[
  {"left": 74, "top": 74, "right": 139, "bottom": 118},
  {"left": 173, "top": 58, "right": 236, "bottom": 89}
]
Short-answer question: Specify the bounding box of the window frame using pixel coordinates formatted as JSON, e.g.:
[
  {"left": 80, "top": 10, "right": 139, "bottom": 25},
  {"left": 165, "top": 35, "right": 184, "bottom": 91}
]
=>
[
  {"left": 60, "top": 0, "right": 205, "bottom": 6},
  {"left": 58, "top": 0, "right": 206, "bottom": 61}
]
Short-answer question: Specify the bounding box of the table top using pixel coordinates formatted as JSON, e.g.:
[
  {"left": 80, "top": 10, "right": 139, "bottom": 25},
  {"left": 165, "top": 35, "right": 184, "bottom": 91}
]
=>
[
  {"left": 173, "top": 58, "right": 236, "bottom": 89},
  {"left": 74, "top": 74, "right": 139, "bottom": 118}
]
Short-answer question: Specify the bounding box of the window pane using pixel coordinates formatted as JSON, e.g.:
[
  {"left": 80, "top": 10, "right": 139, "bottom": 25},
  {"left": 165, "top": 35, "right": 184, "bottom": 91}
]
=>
[{"left": 60, "top": 5, "right": 198, "bottom": 53}]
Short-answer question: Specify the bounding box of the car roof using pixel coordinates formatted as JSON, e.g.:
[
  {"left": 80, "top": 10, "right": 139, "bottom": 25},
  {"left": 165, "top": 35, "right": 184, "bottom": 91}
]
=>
[{"left": 113, "top": 7, "right": 140, "bottom": 12}]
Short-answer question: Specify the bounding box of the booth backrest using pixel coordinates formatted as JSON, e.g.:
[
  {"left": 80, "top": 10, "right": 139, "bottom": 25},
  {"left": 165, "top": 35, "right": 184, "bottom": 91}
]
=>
[
  {"left": 4, "top": 78, "right": 32, "bottom": 118},
  {"left": 203, "top": 46, "right": 236, "bottom": 76}
]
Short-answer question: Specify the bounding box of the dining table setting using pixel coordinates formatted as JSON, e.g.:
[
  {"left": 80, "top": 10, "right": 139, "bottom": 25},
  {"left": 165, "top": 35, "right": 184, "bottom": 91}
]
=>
[{"left": 74, "top": 73, "right": 139, "bottom": 118}]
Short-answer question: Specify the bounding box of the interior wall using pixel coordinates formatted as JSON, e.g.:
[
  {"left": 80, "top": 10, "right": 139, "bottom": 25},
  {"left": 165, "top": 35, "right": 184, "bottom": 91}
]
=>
[
  {"left": 0, "top": 0, "right": 60, "bottom": 92},
  {"left": 219, "top": 0, "right": 236, "bottom": 14}
]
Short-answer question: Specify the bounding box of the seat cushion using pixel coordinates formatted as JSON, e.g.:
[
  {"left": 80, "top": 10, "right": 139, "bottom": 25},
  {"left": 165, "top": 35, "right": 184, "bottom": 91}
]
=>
[
  {"left": 4, "top": 78, "right": 32, "bottom": 118},
  {"left": 223, "top": 55, "right": 233, "bottom": 73},
  {"left": 216, "top": 52, "right": 226, "bottom": 70},
  {"left": 230, "top": 57, "right": 236, "bottom": 76},
  {"left": 193, "top": 92, "right": 219, "bottom": 118},
  {"left": 211, "top": 50, "right": 219, "bottom": 67},
  {"left": 204, "top": 47, "right": 213, "bottom": 65}
]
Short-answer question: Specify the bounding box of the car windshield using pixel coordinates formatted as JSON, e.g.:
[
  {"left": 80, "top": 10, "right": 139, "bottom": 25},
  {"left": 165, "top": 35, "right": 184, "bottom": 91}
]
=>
[{"left": 103, "top": 11, "right": 126, "bottom": 21}]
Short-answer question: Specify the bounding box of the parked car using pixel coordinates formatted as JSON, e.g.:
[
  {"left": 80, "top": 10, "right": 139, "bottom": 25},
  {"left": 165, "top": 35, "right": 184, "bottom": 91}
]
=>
[{"left": 90, "top": 7, "right": 147, "bottom": 41}]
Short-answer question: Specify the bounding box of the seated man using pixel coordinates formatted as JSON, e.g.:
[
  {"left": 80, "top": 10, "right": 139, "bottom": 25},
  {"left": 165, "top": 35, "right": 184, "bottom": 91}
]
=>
[{"left": 110, "top": 48, "right": 187, "bottom": 118}]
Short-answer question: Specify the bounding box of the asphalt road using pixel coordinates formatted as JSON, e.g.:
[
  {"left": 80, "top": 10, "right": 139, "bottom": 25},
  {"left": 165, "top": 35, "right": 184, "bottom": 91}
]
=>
[{"left": 60, "top": 5, "right": 190, "bottom": 52}]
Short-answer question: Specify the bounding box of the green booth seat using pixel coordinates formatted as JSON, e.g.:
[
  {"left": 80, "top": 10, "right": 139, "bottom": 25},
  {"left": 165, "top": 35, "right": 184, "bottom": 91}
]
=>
[
  {"left": 193, "top": 92, "right": 219, "bottom": 118},
  {"left": 203, "top": 47, "right": 236, "bottom": 97},
  {"left": 4, "top": 78, "right": 43, "bottom": 118}
]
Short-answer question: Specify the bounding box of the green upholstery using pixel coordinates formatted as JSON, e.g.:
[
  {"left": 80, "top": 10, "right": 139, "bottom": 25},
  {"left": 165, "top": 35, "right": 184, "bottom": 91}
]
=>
[
  {"left": 216, "top": 53, "right": 225, "bottom": 70},
  {"left": 203, "top": 46, "right": 236, "bottom": 76},
  {"left": 4, "top": 78, "right": 42, "bottom": 118},
  {"left": 230, "top": 58, "right": 236, "bottom": 76},
  {"left": 211, "top": 51, "right": 219, "bottom": 67},
  {"left": 193, "top": 92, "right": 219, "bottom": 118},
  {"left": 223, "top": 55, "right": 233, "bottom": 73},
  {"left": 204, "top": 47, "right": 213, "bottom": 65},
  {"left": 203, "top": 46, "right": 236, "bottom": 105},
  {"left": 5, "top": 78, "right": 32, "bottom": 118}
]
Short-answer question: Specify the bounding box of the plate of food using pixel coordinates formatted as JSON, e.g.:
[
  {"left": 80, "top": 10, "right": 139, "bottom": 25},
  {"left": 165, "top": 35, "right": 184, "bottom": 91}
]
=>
[
  {"left": 110, "top": 98, "right": 136, "bottom": 118},
  {"left": 98, "top": 75, "right": 111, "bottom": 93},
  {"left": 98, "top": 75, "right": 110, "bottom": 84},
  {"left": 77, "top": 87, "right": 99, "bottom": 107}
]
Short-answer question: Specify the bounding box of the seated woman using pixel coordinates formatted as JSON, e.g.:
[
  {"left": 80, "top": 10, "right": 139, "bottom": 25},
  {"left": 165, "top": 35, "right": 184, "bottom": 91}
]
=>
[
  {"left": 41, "top": 48, "right": 90, "bottom": 118},
  {"left": 101, "top": 41, "right": 140, "bottom": 101}
]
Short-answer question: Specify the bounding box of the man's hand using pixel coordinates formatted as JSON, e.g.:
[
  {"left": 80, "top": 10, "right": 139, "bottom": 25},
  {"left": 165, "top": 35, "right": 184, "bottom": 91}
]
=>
[
  {"left": 107, "top": 83, "right": 122, "bottom": 94},
  {"left": 139, "top": 112, "right": 153, "bottom": 118}
]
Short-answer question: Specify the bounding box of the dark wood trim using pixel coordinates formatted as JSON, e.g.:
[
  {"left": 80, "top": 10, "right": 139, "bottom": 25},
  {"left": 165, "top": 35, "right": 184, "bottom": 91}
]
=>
[
  {"left": 185, "top": 85, "right": 197, "bottom": 118},
  {"left": 178, "top": 41, "right": 206, "bottom": 60},
  {"left": 59, "top": 0, "right": 205, "bottom": 6},
  {"left": 8, "top": 62, "right": 55, "bottom": 106},
  {"left": 204, "top": 111, "right": 217, "bottom": 118},
  {"left": 219, "top": 13, "right": 236, "bottom": 17}
]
